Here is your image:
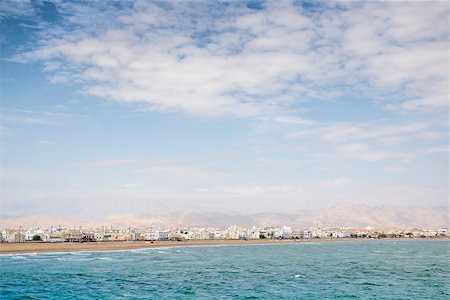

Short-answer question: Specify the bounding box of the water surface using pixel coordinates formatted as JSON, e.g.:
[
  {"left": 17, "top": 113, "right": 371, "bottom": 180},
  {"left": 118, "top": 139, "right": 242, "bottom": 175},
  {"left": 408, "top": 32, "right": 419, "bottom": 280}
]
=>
[{"left": 1, "top": 240, "right": 448, "bottom": 299}]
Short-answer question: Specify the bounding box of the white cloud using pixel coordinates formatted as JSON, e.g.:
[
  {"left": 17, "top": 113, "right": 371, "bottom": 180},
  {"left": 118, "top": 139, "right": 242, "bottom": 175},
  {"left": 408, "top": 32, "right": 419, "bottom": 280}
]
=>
[
  {"left": 14, "top": 1, "right": 448, "bottom": 117},
  {"left": 339, "top": 143, "right": 394, "bottom": 161},
  {"left": 0, "top": 0, "right": 35, "bottom": 20},
  {"left": 385, "top": 95, "right": 448, "bottom": 112},
  {"left": 281, "top": 119, "right": 444, "bottom": 162}
]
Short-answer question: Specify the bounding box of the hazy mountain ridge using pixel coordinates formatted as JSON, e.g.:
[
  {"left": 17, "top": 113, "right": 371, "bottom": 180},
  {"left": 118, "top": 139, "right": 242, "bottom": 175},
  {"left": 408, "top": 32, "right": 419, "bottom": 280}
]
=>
[{"left": 0, "top": 204, "right": 448, "bottom": 229}]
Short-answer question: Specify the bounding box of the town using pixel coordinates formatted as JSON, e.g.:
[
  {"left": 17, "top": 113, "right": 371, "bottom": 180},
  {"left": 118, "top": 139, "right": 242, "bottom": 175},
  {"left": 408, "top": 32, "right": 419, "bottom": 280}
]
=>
[{"left": 1, "top": 225, "right": 448, "bottom": 243}]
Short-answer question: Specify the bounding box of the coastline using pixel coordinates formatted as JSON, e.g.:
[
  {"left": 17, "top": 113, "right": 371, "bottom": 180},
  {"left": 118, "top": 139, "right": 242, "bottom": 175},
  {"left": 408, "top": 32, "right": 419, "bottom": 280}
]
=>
[{"left": 0, "top": 237, "right": 447, "bottom": 254}]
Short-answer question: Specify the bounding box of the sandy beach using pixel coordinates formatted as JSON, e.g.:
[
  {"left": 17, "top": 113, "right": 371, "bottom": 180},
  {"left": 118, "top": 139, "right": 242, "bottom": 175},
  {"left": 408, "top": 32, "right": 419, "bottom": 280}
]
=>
[
  {"left": 1, "top": 238, "right": 446, "bottom": 254},
  {"left": 0, "top": 239, "right": 301, "bottom": 254}
]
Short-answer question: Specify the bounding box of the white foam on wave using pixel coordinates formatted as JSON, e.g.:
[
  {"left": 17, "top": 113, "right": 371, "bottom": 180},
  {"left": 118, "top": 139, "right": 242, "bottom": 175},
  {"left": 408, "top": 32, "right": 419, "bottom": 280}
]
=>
[
  {"left": 70, "top": 252, "right": 90, "bottom": 256},
  {"left": 0, "top": 252, "right": 43, "bottom": 258},
  {"left": 97, "top": 257, "right": 112, "bottom": 260}
]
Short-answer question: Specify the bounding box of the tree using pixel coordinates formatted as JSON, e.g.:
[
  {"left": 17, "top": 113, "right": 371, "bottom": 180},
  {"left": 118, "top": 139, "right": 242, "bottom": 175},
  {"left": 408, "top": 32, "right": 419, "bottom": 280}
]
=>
[
  {"left": 32, "top": 235, "right": 42, "bottom": 241},
  {"left": 378, "top": 233, "right": 387, "bottom": 239}
]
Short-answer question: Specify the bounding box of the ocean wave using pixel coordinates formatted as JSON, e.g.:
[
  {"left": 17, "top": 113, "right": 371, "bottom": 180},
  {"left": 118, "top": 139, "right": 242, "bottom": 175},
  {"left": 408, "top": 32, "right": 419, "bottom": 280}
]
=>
[
  {"left": 97, "top": 257, "right": 112, "bottom": 260},
  {"left": 9, "top": 255, "right": 27, "bottom": 260}
]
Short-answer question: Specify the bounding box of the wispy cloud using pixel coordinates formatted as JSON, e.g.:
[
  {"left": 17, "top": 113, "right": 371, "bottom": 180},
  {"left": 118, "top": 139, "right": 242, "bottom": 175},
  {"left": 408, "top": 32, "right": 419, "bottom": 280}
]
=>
[
  {"left": 37, "top": 139, "right": 54, "bottom": 146},
  {"left": 66, "top": 159, "right": 141, "bottom": 168},
  {"left": 0, "top": 0, "right": 35, "bottom": 20},
  {"left": 425, "top": 146, "right": 450, "bottom": 154},
  {"left": 278, "top": 119, "right": 444, "bottom": 162},
  {"left": 0, "top": 108, "right": 76, "bottom": 128},
  {"left": 339, "top": 143, "right": 397, "bottom": 162},
  {"left": 9, "top": 108, "right": 74, "bottom": 118},
  {"left": 0, "top": 113, "right": 55, "bottom": 125}
]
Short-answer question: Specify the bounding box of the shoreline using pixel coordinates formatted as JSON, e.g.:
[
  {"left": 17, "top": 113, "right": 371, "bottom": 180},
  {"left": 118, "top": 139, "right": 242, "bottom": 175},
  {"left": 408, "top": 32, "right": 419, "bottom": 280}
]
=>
[{"left": 0, "top": 237, "right": 447, "bottom": 255}]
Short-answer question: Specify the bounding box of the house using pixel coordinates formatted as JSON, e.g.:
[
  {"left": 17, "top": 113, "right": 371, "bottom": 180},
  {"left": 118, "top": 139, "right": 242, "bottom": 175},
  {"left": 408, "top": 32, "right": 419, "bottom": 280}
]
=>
[
  {"left": 291, "top": 230, "right": 303, "bottom": 239},
  {"left": 145, "top": 230, "right": 169, "bottom": 241},
  {"left": 438, "top": 228, "right": 448, "bottom": 236},
  {"left": 81, "top": 233, "right": 96, "bottom": 242},
  {"left": 64, "top": 230, "right": 81, "bottom": 242},
  {"left": 303, "top": 230, "right": 312, "bottom": 239}
]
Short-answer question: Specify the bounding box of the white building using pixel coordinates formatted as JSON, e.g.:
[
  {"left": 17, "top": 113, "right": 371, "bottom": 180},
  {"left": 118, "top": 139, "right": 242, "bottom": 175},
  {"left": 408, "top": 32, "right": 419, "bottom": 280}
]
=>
[
  {"left": 94, "top": 233, "right": 105, "bottom": 241},
  {"left": 2, "top": 230, "right": 25, "bottom": 243},
  {"left": 145, "top": 230, "right": 169, "bottom": 240},
  {"left": 273, "top": 226, "right": 292, "bottom": 239},
  {"left": 25, "top": 229, "right": 48, "bottom": 241},
  {"left": 332, "top": 231, "right": 351, "bottom": 238},
  {"left": 303, "top": 230, "right": 312, "bottom": 239},
  {"left": 438, "top": 228, "right": 448, "bottom": 236}
]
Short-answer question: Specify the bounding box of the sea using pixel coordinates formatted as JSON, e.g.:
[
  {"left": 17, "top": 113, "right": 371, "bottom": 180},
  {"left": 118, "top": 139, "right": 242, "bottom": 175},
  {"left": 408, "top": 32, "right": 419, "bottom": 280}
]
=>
[{"left": 1, "top": 240, "right": 448, "bottom": 299}]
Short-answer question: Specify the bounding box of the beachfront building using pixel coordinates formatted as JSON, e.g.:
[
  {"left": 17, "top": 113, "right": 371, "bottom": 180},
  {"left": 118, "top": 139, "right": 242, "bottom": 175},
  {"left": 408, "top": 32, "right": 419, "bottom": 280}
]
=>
[
  {"left": 1, "top": 230, "right": 26, "bottom": 243},
  {"left": 246, "top": 227, "right": 261, "bottom": 239},
  {"left": 2, "top": 225, "right": 448, "bottom": 243},
  {"left": 47, "top": 234, "right": 64, "bottom": 243},
  {"left": 212, "top": 228, "right": 225, "bottom": 240},
  {"left": 187, "top": 228, "right": 215, "bottom": 240},
  {"left": 94, "top": 232, "right": 105, "bottom": 241},
  {"left": 167, "top": 228, "right": 187, "bottom": 240},
  {"left": 438, "top": 228, "right": 448, "bottom": 236},
  {"left": 81, "top": 233, "right": 96, "bottom": 242},
  {"left": 144, "top": 230, "right": 169, "bottom": 241},
  {"left": 303, "top": 230, "right": 312, "bottom": 239},
  {"left": 64, "top": 230, "right": 82, "bottom": 242},
  {"left": 223, "top": 226, "right": 243, "bottom": 239},
  {"left": 258, "top": 229, "right": 269, "bottom": 239},
  {"left": 273, "top": 226, "right": 292, "bottom": 239},
  {"left": 130, "top": 229, "right": 142, "bottom": 241},
  {"left": 25, "top": 228, "right": 49, "bottom": 241},
  {"left": 331, "top": 231, "right": 351, "bottom": 238},
  {"left": 101, "top": 228, "right": 134, "bottom": 241},
  {"left": 291, "top": 230, "right": 303, "bottom": 239}
]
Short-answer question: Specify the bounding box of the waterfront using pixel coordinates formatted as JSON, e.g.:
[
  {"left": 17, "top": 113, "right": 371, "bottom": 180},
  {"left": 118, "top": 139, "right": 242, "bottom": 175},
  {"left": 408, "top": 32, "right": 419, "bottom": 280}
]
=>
[
  {"left": 0, "top": 237, "right": 447, "bottom": 254},
  {"left": 1, "top": 240, "right": 448, "bottom": 299}
]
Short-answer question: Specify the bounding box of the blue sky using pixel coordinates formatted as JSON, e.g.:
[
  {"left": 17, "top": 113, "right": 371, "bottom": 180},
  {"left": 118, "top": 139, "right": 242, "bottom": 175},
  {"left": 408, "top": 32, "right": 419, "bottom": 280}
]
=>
[{"left": 0, "top": 0, "right": 448, "bottom": 218}]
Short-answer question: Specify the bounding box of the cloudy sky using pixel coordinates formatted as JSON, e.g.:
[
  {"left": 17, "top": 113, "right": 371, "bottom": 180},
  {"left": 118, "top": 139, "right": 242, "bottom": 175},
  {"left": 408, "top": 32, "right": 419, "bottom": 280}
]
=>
[{"left": 0, "top": 0, "right": 448, "bottom": 218}]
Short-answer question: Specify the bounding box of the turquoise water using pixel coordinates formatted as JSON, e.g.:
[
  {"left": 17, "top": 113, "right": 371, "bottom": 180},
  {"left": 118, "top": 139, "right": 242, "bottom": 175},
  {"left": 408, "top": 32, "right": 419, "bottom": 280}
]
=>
[{"left": 1, "top": 240, "right": 448, "bottom": 299}]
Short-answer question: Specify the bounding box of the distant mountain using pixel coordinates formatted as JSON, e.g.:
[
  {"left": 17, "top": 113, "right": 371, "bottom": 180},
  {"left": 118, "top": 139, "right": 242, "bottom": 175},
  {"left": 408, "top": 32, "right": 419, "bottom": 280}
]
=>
[{"left": 0, "top": 204, "right": 448, "bottom": 229}]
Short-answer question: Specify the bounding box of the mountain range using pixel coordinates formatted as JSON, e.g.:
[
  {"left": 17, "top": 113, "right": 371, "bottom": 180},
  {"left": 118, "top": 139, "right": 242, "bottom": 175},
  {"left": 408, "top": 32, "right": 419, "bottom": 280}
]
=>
[{"left": 1, "top": 204, "right": 448, "bottom": 229}]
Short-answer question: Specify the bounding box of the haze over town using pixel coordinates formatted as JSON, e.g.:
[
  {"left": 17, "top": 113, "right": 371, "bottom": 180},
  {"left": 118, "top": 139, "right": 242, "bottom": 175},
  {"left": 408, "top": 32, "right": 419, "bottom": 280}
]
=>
[{"left": 0, "top": 1, "right": 448, "bottom": 226}]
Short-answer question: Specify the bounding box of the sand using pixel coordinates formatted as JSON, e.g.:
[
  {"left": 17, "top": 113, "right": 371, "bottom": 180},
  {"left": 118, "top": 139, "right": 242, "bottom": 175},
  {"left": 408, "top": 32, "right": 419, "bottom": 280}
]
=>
[
  {"left": 0, "top": 239, "right": 298, "bottom": 254},
  {"left": 0, "top": 238, "right": 446, "bottom": 254}
]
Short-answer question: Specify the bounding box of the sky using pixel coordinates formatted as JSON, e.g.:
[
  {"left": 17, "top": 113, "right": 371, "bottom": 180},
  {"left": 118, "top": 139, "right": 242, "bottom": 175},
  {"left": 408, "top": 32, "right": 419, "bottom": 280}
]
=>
[{"left": 0, "top": 0, "right": 448, "bottom": 219}]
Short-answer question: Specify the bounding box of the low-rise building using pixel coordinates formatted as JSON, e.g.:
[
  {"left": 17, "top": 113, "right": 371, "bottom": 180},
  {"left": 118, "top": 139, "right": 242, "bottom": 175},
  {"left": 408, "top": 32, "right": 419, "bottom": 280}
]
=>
[
  {"left": 145, "top": 230, "right": 169, "bottom": 241},
  {"left": 303, "top": 230, "right": 312, "bottom": 239}
]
